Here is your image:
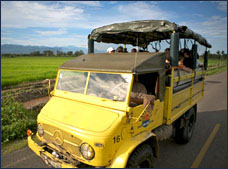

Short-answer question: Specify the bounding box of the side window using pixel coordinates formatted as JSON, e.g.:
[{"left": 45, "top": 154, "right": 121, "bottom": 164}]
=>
[
  {"left": 130, "top": 73, "right": 158, "bottom": 107},
  {"left": 138, "top": 73, "right": 158, "bottom": 96}
]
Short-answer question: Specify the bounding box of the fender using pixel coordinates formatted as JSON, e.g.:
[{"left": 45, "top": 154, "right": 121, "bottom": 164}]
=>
[{"left": 108, "top": 131, "right": 158, "bottom": 168}]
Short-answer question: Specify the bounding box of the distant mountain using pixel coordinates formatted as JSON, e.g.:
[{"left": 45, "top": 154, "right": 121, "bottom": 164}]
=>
[
  {"left": 1, "top": 44, "right": 105, "bottom": 54},
  {"left": 60, "top": 45, "right": 85, "bottom": 53},
  {"left": 1, "top": 44, "right": 61, "bottom": 54},
  {"left": 1, "top": 44, "right": 89, "bottom": 54}
]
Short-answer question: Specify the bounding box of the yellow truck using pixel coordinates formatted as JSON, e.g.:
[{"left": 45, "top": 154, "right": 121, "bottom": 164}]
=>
[{"left": 27, "top": 20, "right": 211, "bottom": 168}]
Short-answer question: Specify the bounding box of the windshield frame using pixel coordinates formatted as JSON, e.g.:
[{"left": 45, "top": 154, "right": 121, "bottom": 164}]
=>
[{"left": 53, "top": 69, "right": 133, "bottom": 110}]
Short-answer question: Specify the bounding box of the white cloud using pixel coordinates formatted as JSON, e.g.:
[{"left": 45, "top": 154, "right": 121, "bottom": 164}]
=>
[
  {"left": 199, "top": 1, "right": 227, "bottom": 12},
  {"left": 109, "top": 1, "right": 117, "bottom": 5},
  {"left": 60, "top": 1, "right": 101, "bottom": 7},
  {"left": 192, "top": 13, "right": 204, "bottom": 17},
  {"left": 1, "top": 1, "right": 85, "bottom": 29},
  {"left": 201, "top": 16, "right": 227, "bottom": 38},
  {"left": 216, "top": 1, "right": 227, "bottom": 12},
  {"left": 117, "top": 1, "right": 174, "bottom": 20},
  {"left": 178, "top": 15, "right": 227, "bottom": 39},
  {"left": 1, "top": 29, "right": 13, "bottom": 36},
  {"left": 36, "top": 29, "right": 67, "bottom": 36},
  {"left": 1, "top": 35, "right": 88, "bottom": 48},
  {"left": 176, "top": 15, "right": 227, "bottom": 53},
  {"left": 1, "top": 1, "right": 174, "bottom": 30}
]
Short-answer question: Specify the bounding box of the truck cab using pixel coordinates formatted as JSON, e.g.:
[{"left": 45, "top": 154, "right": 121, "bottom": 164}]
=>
[{"left": 27, "top": 20, "right": 211, "bottom": 168}]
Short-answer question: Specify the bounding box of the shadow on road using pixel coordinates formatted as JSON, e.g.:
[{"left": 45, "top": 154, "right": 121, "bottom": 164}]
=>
[{"left": 205, "top": 80, "right": 222, "bottom": 84}]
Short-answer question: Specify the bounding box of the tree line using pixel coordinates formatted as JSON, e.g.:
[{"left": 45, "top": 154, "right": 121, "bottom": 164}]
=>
[
  {"left": 200, "top": 50, "right": 227, "bottom": 59},
  {"left": 2, "top": 49, "right": 226, "bottom": 59},
  {"left": 1, "top": 50, "right": 85, "bottom": 57}
]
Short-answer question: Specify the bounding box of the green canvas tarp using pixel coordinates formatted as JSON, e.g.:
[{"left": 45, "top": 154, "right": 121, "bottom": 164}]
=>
[{"left": 89, "top": 20, "right": 212, "bottom": 48}]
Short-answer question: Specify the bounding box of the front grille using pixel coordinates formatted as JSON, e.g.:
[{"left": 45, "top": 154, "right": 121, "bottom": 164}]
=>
[{"left": 42, "top": 123, "right": 82, "bottom": 157}]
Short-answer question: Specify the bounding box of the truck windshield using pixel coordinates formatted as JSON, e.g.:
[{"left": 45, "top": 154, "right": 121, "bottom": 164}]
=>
[
  {"left": 56, "top": 70, "right": 88, "bottom": 94},
  {"left": 56, "top": 70, "right": 132, "bottom": 101}
]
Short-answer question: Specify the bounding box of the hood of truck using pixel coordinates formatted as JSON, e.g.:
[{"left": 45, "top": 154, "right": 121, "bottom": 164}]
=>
[{"left": 40, "top": 96, "right": 120, "bottom": 133}]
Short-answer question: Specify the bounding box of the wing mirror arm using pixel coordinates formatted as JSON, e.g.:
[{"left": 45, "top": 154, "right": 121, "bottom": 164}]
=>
[{"left": 48, "top": 79, "right": 54, "bottom": 97}]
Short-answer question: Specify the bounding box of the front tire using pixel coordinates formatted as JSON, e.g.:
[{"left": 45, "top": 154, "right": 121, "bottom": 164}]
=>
[
  {"left": 174, "top": 107, "right": 196, "bottom": 144},
  {"left": 127, "top": 144, "right": 154, "bottom": 168}
]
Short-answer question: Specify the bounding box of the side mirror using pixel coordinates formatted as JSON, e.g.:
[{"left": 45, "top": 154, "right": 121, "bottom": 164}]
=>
[
  {"left": 88, "top": 34, "right": 94, "bottom": 54},
  {"left": 192, "top": 44, "right": 198, "bottom": 70},
  {"left": 204, "top": 51, "right": 208, "bottom": 70},
  {"left": 170, "top": 32, "right": 179, "bottom": 66}
]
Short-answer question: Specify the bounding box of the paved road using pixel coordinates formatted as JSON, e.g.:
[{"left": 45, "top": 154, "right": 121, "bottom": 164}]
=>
[{"left": 1, "top": 71, "right": 227, "bottom": 168}]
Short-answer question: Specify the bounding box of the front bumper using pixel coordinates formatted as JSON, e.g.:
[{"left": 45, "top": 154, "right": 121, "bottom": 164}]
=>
[{"left": 28, "top": 135, "right": 77, "bottom": 168}]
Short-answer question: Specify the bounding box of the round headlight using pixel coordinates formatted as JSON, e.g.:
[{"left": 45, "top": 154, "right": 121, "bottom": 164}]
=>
[
  {"left": 80, "top": 143, "right": 95, "bottom": 160},
  {"left": 37, "top": 124, "right": 44, "bottom": 137}
]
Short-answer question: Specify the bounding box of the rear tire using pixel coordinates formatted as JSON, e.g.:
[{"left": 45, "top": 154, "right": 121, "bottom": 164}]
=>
[
  {"left": 127, "top": 144, "right": 154, "bottom": 168},
  {"left": 174, "top": 107, "right": 196, "bottom": 144}
]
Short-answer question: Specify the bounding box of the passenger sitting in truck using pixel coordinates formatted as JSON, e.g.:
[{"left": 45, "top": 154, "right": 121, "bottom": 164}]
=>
[
  {"left": 183, "top": 49, "right": 193, "bottom": 69},
  {"left": 164, "top": 48, "right": 170, "bottom": 64},
  {"left": 130, "top": 75, "right": 155, "bottom": 108},
  {"left": 107, "top": 47, "right": 115, "bottom": 53},
  {"left": 178, "top": 55, "right": 191, "bottom": 73},
  {"left": 131, "top": 75, "right": 147, "bottom": 99},
  {"left": 116, "top": 46, "right": 123, "bottom": 53},
  {"left": 123, "top": 47, "right": 128, "bottom": 53},
  {"left": 196, "top": 53, "right": 203, "bottom": 68},
  {"left": 131, "top": 48, "right": 137, "bottom": 53},
  {"left": 164, "top": 48, "right": 171, "bottom": 75},
  {"left": 180, "top": 48, "right": 185, "bottom": 55}
]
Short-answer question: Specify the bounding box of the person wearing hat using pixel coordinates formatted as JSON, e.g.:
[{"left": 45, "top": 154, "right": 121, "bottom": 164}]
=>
[
  {"left": 131, "top": 48, "right": 137, "bottom": 53},
  {"left": 107, "top": 47, "right": 115, "bottom": 53},
  {"left": 116, "top": 46, "right": 124, "bottom": 53}
]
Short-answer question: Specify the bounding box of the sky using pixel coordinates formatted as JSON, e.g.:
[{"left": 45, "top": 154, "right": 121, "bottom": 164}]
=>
[{"left": 1, "top": 1, "right": 227, "bottom": 54}]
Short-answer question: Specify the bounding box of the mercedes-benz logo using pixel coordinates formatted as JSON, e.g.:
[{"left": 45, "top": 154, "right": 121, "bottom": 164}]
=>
[{"left": 53, "top": 130, "right": 63, "bottom": 145}]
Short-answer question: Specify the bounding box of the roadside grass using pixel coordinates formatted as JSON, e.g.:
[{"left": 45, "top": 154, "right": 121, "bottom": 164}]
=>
[
  {"left": 199, "top": 58, "right": 227, "bottom": 75},
  {"left": 206, "top": 65, "right": 227, "bottom": 76},
  {"left": 1, "top": 136, "right": 40, "bottom": 156},
  {"left": 1, "top": 56, "right": 74, "bottom": 87},
  {"left": 199, "top": 58, "right": 227, "bottom": 67},
  {"left": 202, "top": 58, "right": 227, "bottom": 75},
  {"left": 1, "top": 138, "right": 27, "bottom": 155},
  {"left": 1, "top": 98, "right": 44, "bottom": 156}
]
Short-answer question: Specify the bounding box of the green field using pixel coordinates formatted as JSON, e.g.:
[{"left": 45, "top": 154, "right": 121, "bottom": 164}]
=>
[
  {"left": 199, "top": 58, "right": 227, "bottom": 67},
  {"left": 1, "top": 56, "right": 74, "bottom": 87}
]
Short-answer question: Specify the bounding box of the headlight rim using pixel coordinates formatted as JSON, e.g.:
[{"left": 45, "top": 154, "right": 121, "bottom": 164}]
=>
[
  {"left": 37, "top": 124, "right": 44, "bottom": 137},
  {"left": 79, "top": 142, "right": 95, "bottom": 160}
]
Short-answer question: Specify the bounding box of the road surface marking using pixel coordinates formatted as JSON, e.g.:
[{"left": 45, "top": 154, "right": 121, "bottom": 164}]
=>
[{"left": 191, "top": 123, "right": 220, "bottom": 168}]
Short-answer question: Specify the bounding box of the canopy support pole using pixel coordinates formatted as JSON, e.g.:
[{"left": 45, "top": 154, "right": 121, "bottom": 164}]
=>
[{"left": 88, "top": 35, "right": 94, "bottom": 54}]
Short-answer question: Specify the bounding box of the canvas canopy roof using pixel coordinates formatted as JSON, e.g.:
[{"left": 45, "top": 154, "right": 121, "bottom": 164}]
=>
[
  {"left": 89, "top": 20, "right": 212, "bottom": 48},
  {"left": 59, "top": 52, "right": 166, "bottom": 74}
]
